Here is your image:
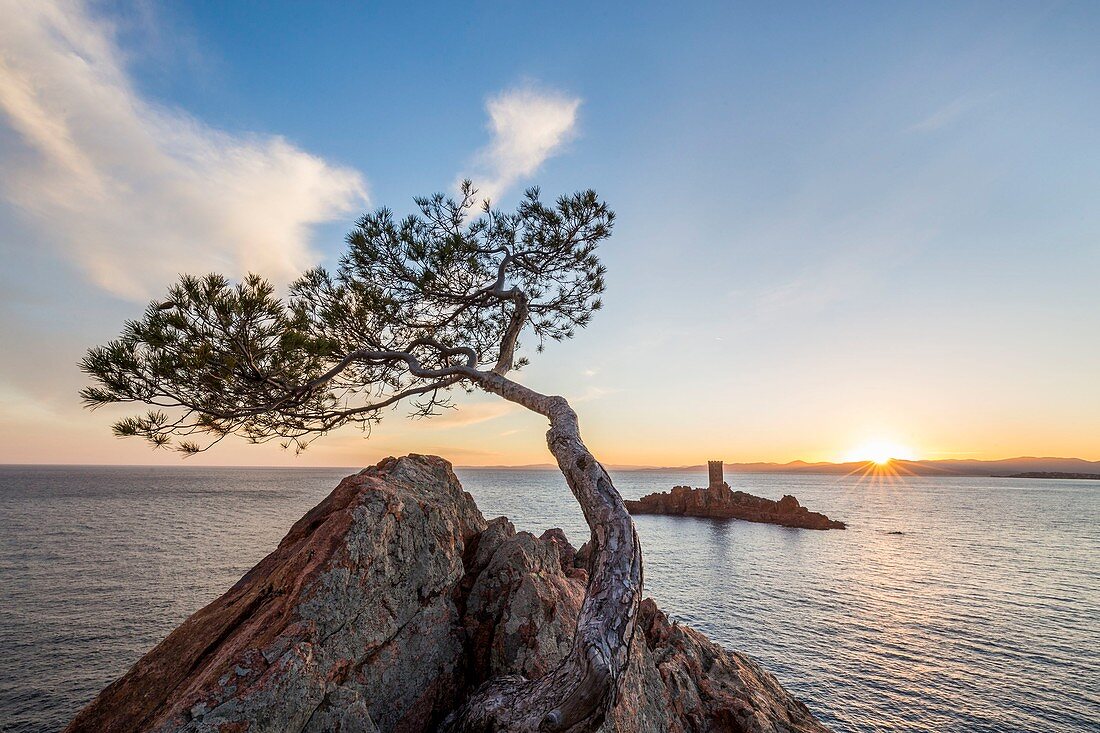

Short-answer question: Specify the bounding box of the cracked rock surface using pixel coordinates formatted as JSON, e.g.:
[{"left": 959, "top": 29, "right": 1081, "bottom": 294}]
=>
[{"left": 65, "top": 454, "right": 829, "bottom": 733}]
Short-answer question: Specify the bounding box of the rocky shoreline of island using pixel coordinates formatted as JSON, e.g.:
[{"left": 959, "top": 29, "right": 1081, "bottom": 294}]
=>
[
  {"left": 625, "top": 484, "right": 846, "bottom": 530},
  {"left": 623, "top": 459, "right": 846, "bottom": 530}
]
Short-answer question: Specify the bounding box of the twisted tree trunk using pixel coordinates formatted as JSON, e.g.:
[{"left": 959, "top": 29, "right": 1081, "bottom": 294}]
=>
[{"left": 441, "top": 369, "right": 643, "bottom": 732}]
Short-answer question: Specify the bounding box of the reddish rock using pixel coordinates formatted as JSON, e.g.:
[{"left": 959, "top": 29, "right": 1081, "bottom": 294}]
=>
[
  {"left": 625, "top": 484, "right": 846, "bottom": 530},
  {"left": 66, "top": 455, "right": 831, "bottom": 733},
  {"left": 66, "top": 454, "right": 482, "bottom": 733}
]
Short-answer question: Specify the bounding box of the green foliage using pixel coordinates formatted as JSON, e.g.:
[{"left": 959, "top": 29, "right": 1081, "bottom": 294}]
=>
[
  {"left": 80, "top": 182, "right": 614, "bottom": 454},
  {"left": 80, "top": 273, "right": 335, "bottom": 451}
]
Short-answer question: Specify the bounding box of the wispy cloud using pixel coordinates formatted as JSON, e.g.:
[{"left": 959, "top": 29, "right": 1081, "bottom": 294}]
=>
[
  {"left": 0, "top": 0, "right": 367, "bottom": 300},
  {"left": 464, "top": 85, "right": 580, "bottom": 203},
  {"left": 571, "top": 385, "right": 621, "bottom": 403},
  {"left": 747, "top": 236, "right": 917, "bottom": 321},
  {"left": 415, "top": 401, "right": 517, "bottom": 429},
  {"left": 0, "top": 381, "right": 57, "bottom": 424},
  {"left": 753, "top": 258, "right": 873, "bottom": 315},
  {"left": 907, "top": 93, "right": 994, "bottom": 133}
]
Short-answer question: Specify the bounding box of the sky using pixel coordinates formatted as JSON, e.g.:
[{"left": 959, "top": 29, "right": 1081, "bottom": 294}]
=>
[{"left": 0, "top": 0, "right": 1098, "bottom": 467}]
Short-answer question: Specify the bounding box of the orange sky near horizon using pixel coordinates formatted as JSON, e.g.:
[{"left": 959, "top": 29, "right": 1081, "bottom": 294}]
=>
[
  {"left": 2, "top": 288, "right": 1097, "bottom": 467},
  {"left": 2, "top": 368, "right": 1097, "bottom": 467}
]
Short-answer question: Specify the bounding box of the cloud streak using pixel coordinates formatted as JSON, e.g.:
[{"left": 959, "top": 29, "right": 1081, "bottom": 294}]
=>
[
  {"left": 419, "top": 401, "right": 517, "bottom": 429},
  {"left": 0, "top": 0, "right": 367, "bottom": 300},
  {"left": 907, "top": 93, "right": 994, "bottom": 133},
  {"left": 465, "top": 85, "right": 580, "bottom": 203}
]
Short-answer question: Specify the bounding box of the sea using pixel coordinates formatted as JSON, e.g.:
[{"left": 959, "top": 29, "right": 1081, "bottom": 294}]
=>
[{"left": 0, "top": 465, "right": 1097, "bottom": 732}]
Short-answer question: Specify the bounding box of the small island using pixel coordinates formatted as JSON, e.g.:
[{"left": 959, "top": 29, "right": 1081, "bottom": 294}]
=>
[{"left": 625, "top": 461, "right": 847, "bottom": 530}]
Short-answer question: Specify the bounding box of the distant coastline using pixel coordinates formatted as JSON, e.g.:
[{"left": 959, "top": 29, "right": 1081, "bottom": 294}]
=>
[
  {"left": 1004, "top": 471, "right": 1100, "bottom": 480},
  {"left": 461, "top": 456, "right": 1100, "bottom": 477}
]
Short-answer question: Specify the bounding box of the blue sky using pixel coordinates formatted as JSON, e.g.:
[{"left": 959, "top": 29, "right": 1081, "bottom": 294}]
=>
[{"left": 1, "top": 1, "right": 1098, "bottom": 465}]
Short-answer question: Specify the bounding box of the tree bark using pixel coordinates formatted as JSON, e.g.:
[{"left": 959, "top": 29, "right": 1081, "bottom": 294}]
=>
[{"left": 440, "top": 369, "right": 643, "bottom": 732}]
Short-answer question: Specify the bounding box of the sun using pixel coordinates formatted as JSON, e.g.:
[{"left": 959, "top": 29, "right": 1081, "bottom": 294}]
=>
[{"left": 844, "top": 440, "right": 916, "bottom": 465}]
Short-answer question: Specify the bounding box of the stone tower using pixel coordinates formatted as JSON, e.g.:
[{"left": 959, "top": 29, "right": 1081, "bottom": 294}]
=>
[{"left": 707, "top": 460, "right": 724, "bottom": 488}]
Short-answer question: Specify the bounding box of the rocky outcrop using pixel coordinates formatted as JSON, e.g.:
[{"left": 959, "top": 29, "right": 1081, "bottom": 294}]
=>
[
  {"left": 625, "top": 484, "right": 846, "bottom": 530},
  {"left": 66, "top": 454, "right": 830, "bottom": 733}
]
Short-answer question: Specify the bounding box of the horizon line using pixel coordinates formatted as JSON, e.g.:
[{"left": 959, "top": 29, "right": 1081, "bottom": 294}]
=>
[{"left": 2, "top": 454, "right": 1099, "bottom": 471}]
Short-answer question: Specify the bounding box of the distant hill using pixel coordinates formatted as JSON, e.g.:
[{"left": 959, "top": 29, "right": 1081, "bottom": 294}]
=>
[
  {"left": 460, "top": 456, "right": 1100, "bottom": 476},
  {"left": 1004, "top": 471, "right": 1100, "bottom": 480},
  {"left": 643, "top": 456, "right": 1100, "bottom": 477}
]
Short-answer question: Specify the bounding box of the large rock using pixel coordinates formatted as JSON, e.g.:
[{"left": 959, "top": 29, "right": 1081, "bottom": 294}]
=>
[
  {"left": 66, "top": 455, "right": 830, "bottom": 733},
  {"left": 625, "top": 484, "right": 846, "bottom": 530}
]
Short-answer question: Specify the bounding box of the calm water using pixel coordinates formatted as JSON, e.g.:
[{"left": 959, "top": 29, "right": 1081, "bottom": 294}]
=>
[{"left": 0, "top": 465, "right": 1097, "bottom": 732}]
